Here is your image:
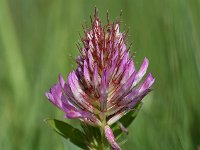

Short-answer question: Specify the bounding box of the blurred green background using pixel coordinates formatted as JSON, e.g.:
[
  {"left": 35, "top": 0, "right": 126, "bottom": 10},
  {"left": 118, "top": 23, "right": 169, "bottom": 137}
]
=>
[{"left": 0, "top": 0, "right": 200, "bottom": 149}]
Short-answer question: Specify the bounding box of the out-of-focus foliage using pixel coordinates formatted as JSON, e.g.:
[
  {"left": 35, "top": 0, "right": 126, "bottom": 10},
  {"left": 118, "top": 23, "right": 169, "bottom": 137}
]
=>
[{"left": 0, "top": 0, "right": 200, "bottom": 150}]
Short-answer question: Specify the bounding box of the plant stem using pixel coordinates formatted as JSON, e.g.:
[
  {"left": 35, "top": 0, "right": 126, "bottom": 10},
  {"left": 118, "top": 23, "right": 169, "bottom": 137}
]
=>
[
  {"left": 100, "top": 127, "right": 104, "bottom": 150},
  {"left": 99, "top": 112, "right": 107, "bottom": 150}
]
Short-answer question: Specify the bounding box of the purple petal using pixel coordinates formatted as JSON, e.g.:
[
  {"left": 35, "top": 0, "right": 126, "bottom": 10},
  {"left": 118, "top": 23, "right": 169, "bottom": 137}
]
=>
[
  {"left": 119, "top": 73, "right": 155, "bottom": 106},
  {"left": 62, "top": 78, "right": 83, "bottom": 109},
  {"left": 132, "top": 57, "right": 149, "bottom": 88},
  {"left": 92, "top": 63, "right": 99, "bottom": 88},
  {"left": 108, "top": 73, "right": 154, "bottom": 123},
  {"left": 127, "top": 60, "right": 135, "bottom": 77},
  {"left": 59, "top": 74, "right": 65, "bottom": 89},
  {"left": 68, "top": 71, "right": 98, "bottom": 113},
  {"left": 120, "top": 61, "right": 135, "bottom": 84},
  {"left": 87, "top": 50, "right": 94, "bottom": 70},
  {"left": 100, "top": 69, "right": 109, "bottom": 111},
  {"left": 108, "top": 58, "right": 118, "bottom": 81},
  {"left": 127, "top": 89, "right": 151, "bottom": 109},
  {"left": 127, "top": 73, "right": 155, "bottom": 108},
  {"left": 81, "top": 111, "right": 102, "bottom": 126},
  {"left": 107, "top": 109, "right": 127, "bottom": 125},
  {"left": 64, "top": 111, "right": 82, "bottom": 119},
  {"left": 137, "top": 73, "right": 155, "bottom": 94},
  {"left": 45, "top": 82, "right": 82, "bottom": 118},
  {"left": 46, "top": 83, "right": 63, "bottom": 108},
  {"left": 104, "top": 125, "right": 121, "bottom": 150},
  {"left": 45, "top": 92, "right": 54, "bottom": 104},
  {"left": 65, "top": 108, "right": 101, "bottom": 126},
  {"left": 46, "top": 76, "right": 101, "bottom": 125},
  {"left": 62, "top": 97, "right": 101, "bottom": 125},
  {"left": 121, "top": 43, "right": 127, "bottom": 53},
  {"left": 112, "top": 48, "right": 119, "bottom": 62},
  {"left": 107, "top": 71, "right": 136, "bottom": 110},
  {"left": 114, "top": 53, "right": 128, "bottom": 80},
  {"left": 101, "top": 50, "right": 104, "bottom": 67},
  {"left": 83, "top": 60, "right": 91, "bottom": 86}
]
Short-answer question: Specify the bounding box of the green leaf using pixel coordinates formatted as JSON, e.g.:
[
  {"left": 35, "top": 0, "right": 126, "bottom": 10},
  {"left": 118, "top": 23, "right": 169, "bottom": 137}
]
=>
[
  {"left": 45, "top": 118, "right": 88, "bottom": 149},
  {"left": 81, "top": 123, "right": 109, "bottom": 149},
  {"left": 116, "top": 132, "right": 128, "bottom": 146},
  {"left": 120, "top": 102, "right": 143, "bottom": 128},
  {"left": 112, "top": 102, "right": 143, "bottom": 138}
]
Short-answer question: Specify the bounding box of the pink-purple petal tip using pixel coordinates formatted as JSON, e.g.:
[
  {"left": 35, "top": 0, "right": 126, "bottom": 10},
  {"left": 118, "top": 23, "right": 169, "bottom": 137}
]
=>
[{"left": 105, "top": 125, "right": 121, "bottom": 150}]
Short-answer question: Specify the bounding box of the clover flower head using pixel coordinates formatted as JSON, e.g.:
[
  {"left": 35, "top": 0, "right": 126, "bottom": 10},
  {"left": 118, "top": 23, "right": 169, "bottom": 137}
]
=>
[{"left": 45, "top": 9, "right": 155, "bottom": 150}]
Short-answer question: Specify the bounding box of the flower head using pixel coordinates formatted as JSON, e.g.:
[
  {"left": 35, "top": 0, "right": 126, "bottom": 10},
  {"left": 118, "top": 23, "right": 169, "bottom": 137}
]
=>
[{"left": 45, "top": 10, "right": 155, "bottom": 150}]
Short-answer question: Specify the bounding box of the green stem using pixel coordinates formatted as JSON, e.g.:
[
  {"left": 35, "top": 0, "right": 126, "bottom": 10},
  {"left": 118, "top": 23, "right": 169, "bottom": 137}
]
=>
[
  {"left": 100, "top": 127, "right": 104, "bottom": 150},
  {"left": 99, "top": 112, "right": 107, "bottom": 150}
]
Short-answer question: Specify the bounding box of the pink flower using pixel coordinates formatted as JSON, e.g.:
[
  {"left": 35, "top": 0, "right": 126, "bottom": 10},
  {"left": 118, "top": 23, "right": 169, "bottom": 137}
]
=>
[{"left": 45, "top": 10, "right": 155, "bottom": 150}]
